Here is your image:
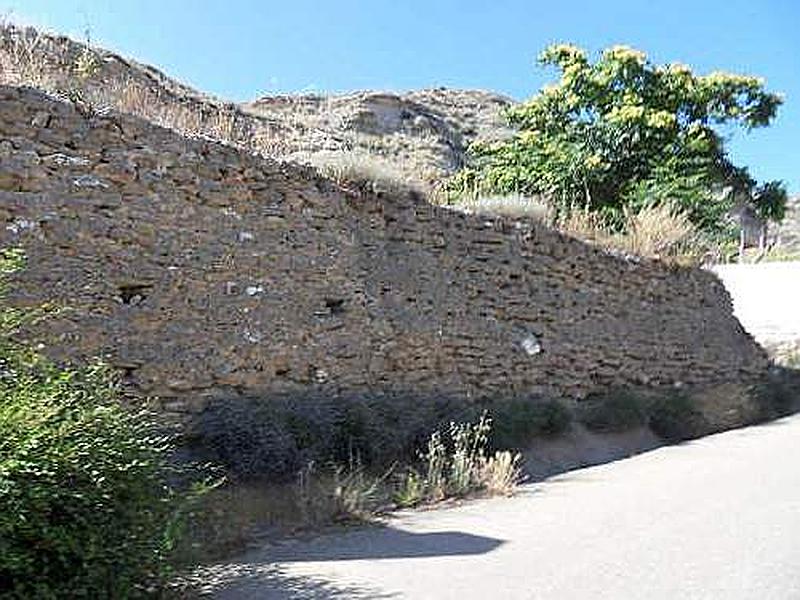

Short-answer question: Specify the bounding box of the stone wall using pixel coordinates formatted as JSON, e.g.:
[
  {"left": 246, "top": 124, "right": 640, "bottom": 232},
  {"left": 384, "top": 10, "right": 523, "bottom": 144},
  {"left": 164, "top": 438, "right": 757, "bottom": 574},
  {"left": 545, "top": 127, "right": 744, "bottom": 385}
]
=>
[{"left": 0, "top": 86, "right": 768, "bottom": 416}]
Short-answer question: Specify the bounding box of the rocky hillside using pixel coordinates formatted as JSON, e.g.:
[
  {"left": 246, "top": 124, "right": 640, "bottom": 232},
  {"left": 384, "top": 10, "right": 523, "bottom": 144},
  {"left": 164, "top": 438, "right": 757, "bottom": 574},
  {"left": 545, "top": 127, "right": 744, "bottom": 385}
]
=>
[
  {"left": 242, "top": 88, "right": 513, "bottom": 188},
  {"left": 0, "top": 23, "right": 512, "bottom": 190}
]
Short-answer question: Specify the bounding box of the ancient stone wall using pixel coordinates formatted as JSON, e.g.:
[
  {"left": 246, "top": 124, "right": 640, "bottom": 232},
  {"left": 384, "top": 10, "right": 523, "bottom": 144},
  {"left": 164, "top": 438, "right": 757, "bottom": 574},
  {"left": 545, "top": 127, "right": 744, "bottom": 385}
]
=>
[{"left": 0, "top": 86, "right": 768, "bottom": 416}]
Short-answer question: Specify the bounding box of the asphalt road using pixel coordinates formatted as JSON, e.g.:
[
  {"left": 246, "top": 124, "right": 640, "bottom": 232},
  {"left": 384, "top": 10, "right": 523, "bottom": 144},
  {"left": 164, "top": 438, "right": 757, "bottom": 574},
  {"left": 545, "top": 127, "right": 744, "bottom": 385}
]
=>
[
  {"left": 198, "top": 414, "right": 800, "bottom": 599},
  {"left": 712, "top": 262, "right": 800, "bottom": 345}
]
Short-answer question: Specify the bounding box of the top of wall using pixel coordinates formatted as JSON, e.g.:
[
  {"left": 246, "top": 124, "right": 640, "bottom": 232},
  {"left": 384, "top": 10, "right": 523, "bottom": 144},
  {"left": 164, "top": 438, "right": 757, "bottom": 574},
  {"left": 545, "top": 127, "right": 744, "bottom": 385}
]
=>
[{"left": 0, "top": 24, "right": 512, "bottom": 190}]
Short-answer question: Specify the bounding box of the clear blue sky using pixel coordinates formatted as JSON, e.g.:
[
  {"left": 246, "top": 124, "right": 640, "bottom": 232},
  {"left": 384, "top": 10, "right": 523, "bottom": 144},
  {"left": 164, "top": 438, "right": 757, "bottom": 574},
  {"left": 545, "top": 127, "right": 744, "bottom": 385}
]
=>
[{"left": 10, "top": 0, "right": 799, "bottom": 192}]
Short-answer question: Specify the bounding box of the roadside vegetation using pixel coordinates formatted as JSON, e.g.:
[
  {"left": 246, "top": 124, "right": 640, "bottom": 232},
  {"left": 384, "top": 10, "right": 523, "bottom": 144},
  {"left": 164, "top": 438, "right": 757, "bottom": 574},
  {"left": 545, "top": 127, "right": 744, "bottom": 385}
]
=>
[
  {"left": 0, "top": 250, "right": 215, "bottom": 598},
  {"left": 576, "top": 376, "right": 800, "bottom": 442},
  {"left": 173, "top": 408, "right": 529, "bottom": 568},
  {"left": 394, "top": 413, "right": 523, "bottom": 507}
]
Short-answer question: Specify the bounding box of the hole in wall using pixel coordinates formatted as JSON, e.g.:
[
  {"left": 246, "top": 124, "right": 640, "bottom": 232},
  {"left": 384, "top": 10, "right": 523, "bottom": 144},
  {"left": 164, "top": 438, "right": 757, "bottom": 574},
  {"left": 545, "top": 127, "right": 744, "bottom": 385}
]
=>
[
  {"left": 324, "top": 297, "right": 346, "bottom": 315},
  {"left": 117, "top": 283, "right": 152, "bottom": 305}
]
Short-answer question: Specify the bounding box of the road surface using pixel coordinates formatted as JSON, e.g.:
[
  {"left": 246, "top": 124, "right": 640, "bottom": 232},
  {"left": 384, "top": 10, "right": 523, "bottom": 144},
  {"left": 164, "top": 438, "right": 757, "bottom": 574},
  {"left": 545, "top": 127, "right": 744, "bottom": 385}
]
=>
[
  {"left": 712, "top": 262, "right": 800, "bottom": 345},
  {"left": 195, "top": 414, "right": 800, "bottom": 599}
]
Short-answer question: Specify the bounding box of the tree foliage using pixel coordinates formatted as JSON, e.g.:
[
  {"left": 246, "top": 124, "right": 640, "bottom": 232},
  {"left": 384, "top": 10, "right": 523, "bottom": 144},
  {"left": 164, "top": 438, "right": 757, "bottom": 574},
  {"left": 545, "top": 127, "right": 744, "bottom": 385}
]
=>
[{"left": 451, "top": 44, "right": 787, "bottom": 232}]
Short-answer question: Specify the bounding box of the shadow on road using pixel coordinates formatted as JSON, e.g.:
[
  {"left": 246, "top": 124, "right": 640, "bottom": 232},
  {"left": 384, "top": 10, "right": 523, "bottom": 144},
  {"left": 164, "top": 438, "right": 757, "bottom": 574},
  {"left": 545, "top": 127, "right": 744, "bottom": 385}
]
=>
[
  {"left": 265, "top": 527, "right": 505, "bottom": 562},
  {"left": 174, "top": 527, "right": 504, "bottom": 598},
  {"left": 171, "top": 561, "right": 398, "bottom": 599}
]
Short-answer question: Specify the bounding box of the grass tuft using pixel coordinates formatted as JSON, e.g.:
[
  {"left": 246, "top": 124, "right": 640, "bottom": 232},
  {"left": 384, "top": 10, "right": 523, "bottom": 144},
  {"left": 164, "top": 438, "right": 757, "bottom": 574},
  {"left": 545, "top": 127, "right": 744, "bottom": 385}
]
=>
[
  {"left": 445, "top": 193, "right": 708, "bottom": 264},
  {"left": 395, "top": 413, "right": 523, "bottom": 507}
]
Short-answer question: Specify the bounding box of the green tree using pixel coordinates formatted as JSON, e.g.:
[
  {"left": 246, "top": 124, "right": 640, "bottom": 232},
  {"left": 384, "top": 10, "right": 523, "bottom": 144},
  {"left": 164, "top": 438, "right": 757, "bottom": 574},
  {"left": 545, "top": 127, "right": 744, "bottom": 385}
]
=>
[{"left": 451, "top": 44, "right": 787, "bottom": 232}]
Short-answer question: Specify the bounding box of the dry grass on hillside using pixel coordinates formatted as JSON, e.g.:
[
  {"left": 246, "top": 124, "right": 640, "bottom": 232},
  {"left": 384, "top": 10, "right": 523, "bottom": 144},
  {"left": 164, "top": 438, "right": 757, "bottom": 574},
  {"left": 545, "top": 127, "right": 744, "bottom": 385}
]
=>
[
  {"left": 0, "top": 23, "right": 512, "bottom": 197},
  {"left": 0, "top": 24, "right": 430, "bottom": 201},
  {"left": 449, "top": 194, "right": 703, "bottom": 263},
  {"left": 557, "top": 205, "right": 707, "bottom": 264},
  {"left": 0, "top": 24, "right": 259, "bottom": 144},
  {"left": 6, "top": 22, "right": 777, "bottom": 266},
  {"left": 295, "top": 149, "right": 426, "bottom": 194}
]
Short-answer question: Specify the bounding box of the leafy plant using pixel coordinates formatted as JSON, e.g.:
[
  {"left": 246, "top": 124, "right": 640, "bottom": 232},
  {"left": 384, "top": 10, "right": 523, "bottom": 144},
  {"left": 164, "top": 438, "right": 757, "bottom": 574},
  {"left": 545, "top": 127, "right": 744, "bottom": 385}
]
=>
[
  {"left": 490, "top": 398, "right": 572, "bottom": 449},
  {"left": 0, "top": 250, "right": 210, "bottom": 598},
  {"left": 578, "top": 389, "right": 648, "bottom": 433},
  {"left": 449, "top": 43, "right": 787, "bottom": 236}
]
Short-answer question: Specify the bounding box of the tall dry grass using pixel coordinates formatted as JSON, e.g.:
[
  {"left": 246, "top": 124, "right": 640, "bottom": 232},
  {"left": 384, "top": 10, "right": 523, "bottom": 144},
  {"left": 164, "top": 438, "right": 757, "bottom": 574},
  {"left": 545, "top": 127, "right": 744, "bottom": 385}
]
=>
[
  {"left": 557, "top": 204, "right": 701, "bottom": 262},
  {"left": 297, "top": 149, "right": 424, "bottom": 194},
  {"left": 0, "top": 24, "right": 53, "bottom": 88},
  {"left": 395, "top": 413, "right": 523, "bottom": 507},
  {"left": 448, "top": 193, "right": 705, "bottom": 264},
  {"left": 0, "top": 23, "right": 283, "bottom": 153}
]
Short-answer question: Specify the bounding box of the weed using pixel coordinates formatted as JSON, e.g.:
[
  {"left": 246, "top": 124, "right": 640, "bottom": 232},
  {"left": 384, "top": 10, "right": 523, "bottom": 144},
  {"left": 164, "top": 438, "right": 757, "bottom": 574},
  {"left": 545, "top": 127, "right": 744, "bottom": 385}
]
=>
[
  {"left": 0, "top": 24, "right": 51, "bottom": 87},
  {"left": 449, "top": 416, "right": 492, "bottom": 495},
  {"left": 73, "top": 45, "right": 99, "bottom": 81},
  {"left": 417, "top": 428, "right": 448, "bottom": 501},
  {"left": 294, "top": 458, "right": 391, "bottom": 526},
  {"left": 445, "top": 192, "right": 708, "bottom": 264},
  {"left": 476, "top": 451, "right": 523, "bottom": 495},
  {"left": 331, "top": 459, "right": 389, "bottom": 520},
  {"left": 395, "top": 470, "right": 426, "bottom": 507},
  {"left": 396, "top": 413, "right": 523, "bottom": 507}
]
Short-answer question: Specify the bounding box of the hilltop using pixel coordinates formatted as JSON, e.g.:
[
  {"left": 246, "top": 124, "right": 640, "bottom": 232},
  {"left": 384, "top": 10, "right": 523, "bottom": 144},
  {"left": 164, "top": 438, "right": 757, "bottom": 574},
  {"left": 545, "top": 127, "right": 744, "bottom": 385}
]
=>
[{"left": 0, "top": 23, "right": 512, "bottom": 191}]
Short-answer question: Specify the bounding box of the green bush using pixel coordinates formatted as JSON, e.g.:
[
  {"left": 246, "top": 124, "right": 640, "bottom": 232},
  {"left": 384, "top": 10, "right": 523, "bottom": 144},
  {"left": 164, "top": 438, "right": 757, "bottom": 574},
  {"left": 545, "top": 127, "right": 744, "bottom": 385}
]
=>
[
  {"left": 648, "top": 391, "right": 708, "bottom": 442},
  {"left": 578, "top": 390, "right": 647, "bottom": 433},
  {"left": 489, "top": 398, "right": 572, "bottom": 449},
  {"left": 192, "top": 394, "right": 575, "bottom": 483},
  {"left": 191, "top": 393, "right": 476, "bottom": 482},
  {"left": 750, "top": 368, "right": 800, "bottom": 422},
  {"left": 0, "top": 250, "right": 199, "bottom": 598}
]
